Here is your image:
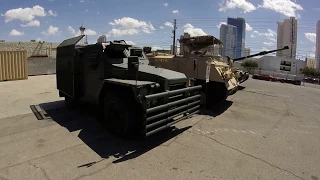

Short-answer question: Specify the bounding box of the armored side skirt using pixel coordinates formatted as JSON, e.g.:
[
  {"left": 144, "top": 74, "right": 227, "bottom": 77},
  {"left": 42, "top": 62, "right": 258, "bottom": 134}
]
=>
[{"left": 143, "top": 85, "right": 202, "bottom": 137}]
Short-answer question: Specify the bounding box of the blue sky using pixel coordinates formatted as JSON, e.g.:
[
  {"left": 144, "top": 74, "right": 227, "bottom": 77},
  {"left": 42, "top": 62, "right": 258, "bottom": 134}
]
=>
[{"left": 0, "top": 0, "right": 319, "bottom": 57}]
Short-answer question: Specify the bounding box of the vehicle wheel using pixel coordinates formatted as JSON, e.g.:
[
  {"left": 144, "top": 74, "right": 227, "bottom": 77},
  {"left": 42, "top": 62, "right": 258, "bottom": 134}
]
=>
[
  {"left": 65, "top": 96, "right": 76, "bottom": 109},
  {"left": 199, "top": 92, "right": 207, "bottom": 108},
  {"left": 103, "top": 92, "right": 143, "bottom": 138}
]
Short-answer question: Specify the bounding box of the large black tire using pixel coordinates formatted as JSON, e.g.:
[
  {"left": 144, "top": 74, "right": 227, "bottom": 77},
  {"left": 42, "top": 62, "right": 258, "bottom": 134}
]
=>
[
  {"left": 103, "top": 92, "right": 144, "bottom": 139},
  {"left": 65, "top": 96, "right": 77, "bottom": 109}
]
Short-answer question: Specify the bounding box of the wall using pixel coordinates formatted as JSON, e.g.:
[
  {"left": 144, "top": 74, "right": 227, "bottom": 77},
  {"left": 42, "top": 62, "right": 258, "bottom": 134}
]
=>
[{"left": 0, "top": 41, "right": 59, "bottom": 58}]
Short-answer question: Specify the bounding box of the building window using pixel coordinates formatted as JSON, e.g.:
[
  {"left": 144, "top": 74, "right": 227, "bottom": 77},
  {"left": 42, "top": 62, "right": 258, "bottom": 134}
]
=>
[
  {"left": 280, "top": 66, "right": 291, "bottom": 71},
  {"left": 280, "top": 60, "right": 292, "bottom": 66}
]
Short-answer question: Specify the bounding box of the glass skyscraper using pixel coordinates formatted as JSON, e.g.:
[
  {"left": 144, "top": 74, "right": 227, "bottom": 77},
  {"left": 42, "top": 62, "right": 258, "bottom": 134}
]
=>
[
  {"left": 227, "top": 17, "right": 246, "bottom": 58},
  {"left": 220, "top": 24, "right": 237, "bottom": 59}
]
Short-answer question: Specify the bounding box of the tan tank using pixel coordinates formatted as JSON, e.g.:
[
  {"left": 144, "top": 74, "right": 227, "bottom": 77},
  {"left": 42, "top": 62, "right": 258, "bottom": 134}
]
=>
[{"left": 147, "top": 35, "right": 239, "bottom": 108}]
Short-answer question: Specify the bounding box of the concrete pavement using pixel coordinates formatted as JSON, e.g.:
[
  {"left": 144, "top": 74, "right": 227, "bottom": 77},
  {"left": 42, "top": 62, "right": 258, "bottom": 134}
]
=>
[{"left": 0, "top": 75, "right": 319, "bottom": 180}]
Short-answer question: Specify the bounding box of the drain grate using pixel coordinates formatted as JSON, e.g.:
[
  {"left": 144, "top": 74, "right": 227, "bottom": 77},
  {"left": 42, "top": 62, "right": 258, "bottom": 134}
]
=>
[{"left": 30, "top": 105, "right": 51, "bottom": 120}]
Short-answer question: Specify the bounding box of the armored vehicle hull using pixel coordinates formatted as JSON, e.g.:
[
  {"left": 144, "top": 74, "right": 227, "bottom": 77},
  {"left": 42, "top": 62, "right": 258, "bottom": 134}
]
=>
[
  {"left": 56, "top": 36, "right": 202, "bottom": 138},
  {"left": 147, "top": 54, "right": 239, "bottom": 108}
]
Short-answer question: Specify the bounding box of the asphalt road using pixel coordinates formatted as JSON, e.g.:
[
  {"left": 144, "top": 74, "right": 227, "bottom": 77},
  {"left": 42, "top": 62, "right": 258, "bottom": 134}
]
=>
[{"left": 0, "top": 75, "right": 319, "bottom": 180}]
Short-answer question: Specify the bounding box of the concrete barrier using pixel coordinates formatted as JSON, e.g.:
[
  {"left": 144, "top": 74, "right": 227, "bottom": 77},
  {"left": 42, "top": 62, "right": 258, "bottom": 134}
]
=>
[{"left": 27, "top": 57, "right": 56, "bottom": 76}]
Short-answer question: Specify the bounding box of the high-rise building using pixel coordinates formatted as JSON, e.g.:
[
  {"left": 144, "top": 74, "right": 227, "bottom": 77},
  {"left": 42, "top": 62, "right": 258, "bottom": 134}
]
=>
[
  {"left": 276, "top": 17, "right": 297, "bottom": 59},
  {"left": 227, "top": 17, "right": 246, "bottom": 58},
  {"left": 170, "top": 45, "right": 178, "bottom": 55},
  {"left": 97, "top": 35, "right": 107, "bottom": 43},
  {"left": 244, "top": 48, "right": 251, "bottom": 57},
  {"left": 316, "top": 20, "right": 320, "bottom": 69},
  {"left": 306, "top": 57, "right": 316, "bottom": 69},
  {"left": 220, "top": 24, "right": 237, "bottom": 59},
  {"left": 179, "top": 33, "right": 191, "bottom": 55}
]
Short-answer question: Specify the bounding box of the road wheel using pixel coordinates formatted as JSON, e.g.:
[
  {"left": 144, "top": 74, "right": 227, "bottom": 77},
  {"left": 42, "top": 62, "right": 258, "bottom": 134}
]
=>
[
  {"left": 199, "top": 92, "right": 207, "bottom": 108},
  {"left": 65, "top": 96, "right": 76, "bottom": 109},
  {"left": 103, "top": 92, "right": 143, "bottom": 138}
]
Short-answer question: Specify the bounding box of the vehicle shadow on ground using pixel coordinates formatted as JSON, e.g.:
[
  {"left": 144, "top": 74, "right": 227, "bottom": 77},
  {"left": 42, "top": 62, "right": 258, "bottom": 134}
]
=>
[
  {"left": 37, "top": 100, "right": 191, "bottom": 166},
  {"left": 238, "top": 85, "right": 246, "bottom": 91},
  {"left": 199, "top": 100, "right": 233, "bottom": 117}
]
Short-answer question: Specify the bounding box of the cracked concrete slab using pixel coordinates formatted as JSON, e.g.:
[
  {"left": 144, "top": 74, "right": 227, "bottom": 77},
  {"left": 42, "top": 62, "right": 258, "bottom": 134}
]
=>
[{"left": 0, "top": 75, "right": 320, "bottom": 180}]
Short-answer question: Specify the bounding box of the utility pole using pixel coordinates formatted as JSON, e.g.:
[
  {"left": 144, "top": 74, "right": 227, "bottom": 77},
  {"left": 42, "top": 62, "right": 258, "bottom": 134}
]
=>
[
  {"left": 172, "top": 19, "right": 177, "bottom": 55},
  {"left": 291, "top": 17, "right": 294, "bottom": 59}
]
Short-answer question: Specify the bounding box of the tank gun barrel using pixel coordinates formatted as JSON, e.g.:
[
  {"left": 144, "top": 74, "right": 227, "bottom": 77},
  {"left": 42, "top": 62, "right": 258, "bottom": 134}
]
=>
[{"left": 233, "top": 46, "right": 289, "bottom": 62}]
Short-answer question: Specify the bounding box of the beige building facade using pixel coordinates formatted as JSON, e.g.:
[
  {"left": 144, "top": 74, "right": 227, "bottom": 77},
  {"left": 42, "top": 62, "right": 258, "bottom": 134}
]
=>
[{"left": 306, "top": 57, "right": 316, "bottom": 68}]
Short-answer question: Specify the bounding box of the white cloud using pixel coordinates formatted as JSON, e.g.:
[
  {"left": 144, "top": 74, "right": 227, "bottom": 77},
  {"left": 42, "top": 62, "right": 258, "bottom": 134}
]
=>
[
  {"left": 163, "top": 3, "right": 168, "bottom": 6},
  {"left": 258, "top": 0, "right": 303, "bottom": 17},
  {"left": 268, "top": 37, "right": 276, "bottom": 42},
  {"left": 184, "top": 23, "right": 207, "bottom": 37},
  {"left": 1, "top": 5, "right": 47, "bottom": 22},
  {"left": 172, "top": 10, "right": 179, "bottom": 14},
  {"left": 67, "top": 26, "right": 76, "bottom": 34},
  {"left": 107, "top": 17, "right": 155, "bottom": 37},
  {"left": 262, "top": 47, "right": 270, "bottom": 51},
  {"left": 160, "top": 26, "right": 164, "bottom": 29},
  {"left": 256, "top": 29, "right": 276, "bottom": 37},
  {"left": 41, "top": 25, "right": 59, "bottom": 36},
  {"left": 164, "top": 21, "right": 174, "bottom": 28},
  {"left": 80, "top": 0, "right": 84, "bottom": 2},
  {"left": 216, "top": 22, "right": 227, "bottom": 28},
  {"left": 126, "top": 41, "right": 135, "bottom": 45},
  {"left": 36, "top": 38, "right": 41, "bottom": 41},
  {"left": 254, "top": 29, "right": 277, "bottom": 41},
  {"left": 152, "top": 46, "right": 163, "bottom": 51},
  {"left": 85, "top": 29, "right": 97, "bottom": 36},
  {"left": 21, "top": 20, "right": 40, "bottom": 27},
  {"left": 9, "top": 29, "right": 24, "bottom": 36},
  {"left": 107, "top": 29, "right": 140, "bottom": 37},
  {"left": 246, "top": 23, "right": 253, "bottom": 31},
  {"left": 67, "top": 26, "right": 97, "bottom": 36},
  {"left": 48, "top": 10, "right": 57, "bottom": 17},
  {"left": 219, "top": 0, "right": 257, "bottom": 13},
  {"left": 263, "top": 42, "right": 274, "bottom": 46},
  {"left": 250, "top": 34, "right": 255, "bottom": 38},
  {"left": 305, "top": 33, "right": 316, "bottom": 43}
]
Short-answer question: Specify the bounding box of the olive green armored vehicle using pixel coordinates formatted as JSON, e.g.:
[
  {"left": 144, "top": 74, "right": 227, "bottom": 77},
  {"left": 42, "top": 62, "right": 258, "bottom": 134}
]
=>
[{"left": 56, "top": 35, "right": 202, "bottom": 138}]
